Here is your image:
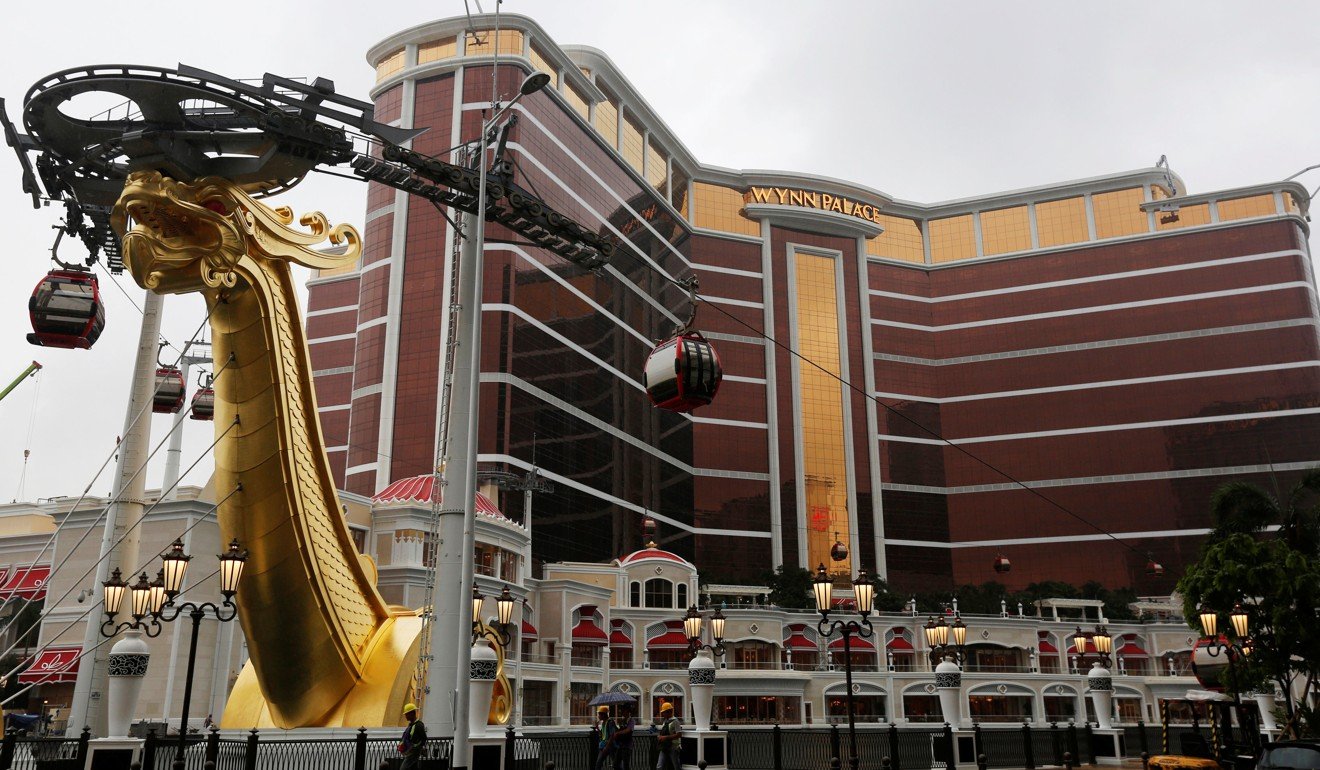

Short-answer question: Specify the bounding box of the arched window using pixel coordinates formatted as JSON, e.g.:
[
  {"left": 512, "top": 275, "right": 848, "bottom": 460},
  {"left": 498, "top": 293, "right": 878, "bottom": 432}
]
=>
[
  {"left": 630, "top": 582, "right": 641, "bottom": 607},
  {"left": 644, "top": 578, "right": 673, "bottom": 608},
  {"left": 676, "top": 583, "right": 688, "bottom": 610}
]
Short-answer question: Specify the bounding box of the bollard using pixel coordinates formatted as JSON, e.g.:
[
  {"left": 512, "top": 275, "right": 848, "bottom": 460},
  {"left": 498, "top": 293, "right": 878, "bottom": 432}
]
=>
[
  {"left": 544, "top": 763, "right": 555, "bottom": 770},
  {"left": 698, "top": 762, "right": 708, "bottom": 769},
  {"left": 504, "top": 725, "right": 516, "bottom": 770},
  {"left": 889, "top": 722, "right": 902, "bottom": 770},
  {"left": 773, "top": 724, "right": 783, "bottom": 770},
  {"left": 977, "top": 754, "right": 988, "bottom": 770},
  {"left": 1137, "top": 719, "right": 1150, "bottom": 758},
  {"left": 1022, "top": 721, "right": 1035, "bottom": 770},
  {"left": 830, "top": 759, "right": 842, "bottom": 769},
  {"left": 353, "top": 727, "right": 367, "bottom": 770},
  {"left": 1, "top": 729, "right": 17, "bottom": 770},
  {"left": 831, "top": 723, "right": 842, "bottom": 763},
  {"left": 204, "top": 763, "right": 215, "bottom": 770},
  {"left": 245, "top": 728, "right": 259, "bottom": 770},
  {"left": 1141, "top": 752, "right": 1150, "bottom": 770},
  {"left": 1063, "top": 751, "right": 1073, "bottom": 770},
  {"left": 76, "top": 727, "right": 91, "bottom": 767},
  {"left": 884, "top": 757, "right": 893, "bottom": 770}
]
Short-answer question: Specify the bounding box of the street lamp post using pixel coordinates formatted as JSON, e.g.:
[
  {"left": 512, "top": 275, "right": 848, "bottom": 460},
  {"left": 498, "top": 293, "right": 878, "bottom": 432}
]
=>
[
  {"left": 923, "top": 612, "right": 969, "bottom": 667},
  {"left": 812, "top": 564, "right": 876, "bottom": 770},
  {"left": 148, "top": 538, "right": 246, "bottom": 770},
  {"left": 1197, "top": 604, "right": 1263, "bottom": 751},
  {"left": 682, "top": 606, "right": 727, "bottom": 732},
  {"left": 1070, "top": 625, "right": 1114, "bottom": 729}
]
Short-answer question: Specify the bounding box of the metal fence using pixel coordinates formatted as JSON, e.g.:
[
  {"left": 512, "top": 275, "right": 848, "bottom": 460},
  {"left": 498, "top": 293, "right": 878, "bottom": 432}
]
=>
[{"left": 0, "top": 719, "right": 1253, "bottom": 770}]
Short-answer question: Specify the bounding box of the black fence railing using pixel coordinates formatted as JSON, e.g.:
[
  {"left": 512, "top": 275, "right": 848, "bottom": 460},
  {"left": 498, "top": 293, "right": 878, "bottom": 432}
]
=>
[{"left": 0, "top": 718, "right": 1247, "bottom": 770}]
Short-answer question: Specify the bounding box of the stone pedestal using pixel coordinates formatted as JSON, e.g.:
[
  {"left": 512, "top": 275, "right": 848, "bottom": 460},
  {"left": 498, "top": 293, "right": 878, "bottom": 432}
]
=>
[
  {"left": 83, "top": 738, "right": 143, "bottom": 770},
  {"left": 106, "top": 631, "right": 150, "bottom": 738},
  {"left": 681, "top": 730, "right": 727, "bottom": 769},
  {"left": 931, "top": 729, "right": 979, "bottom": 770},
  {"left": 467, "top": 735, "right": 507, "bottom": 768},
  {"left": 935, "top": 657, "right": 964, "bottom": 727},
  {"left": 1254, "top": 692, "right": 1279, "bottom": 731},
  {"left": 1086, "top": 662, "right": 1114, "bottom": 730},
  {"left": 469, "top": 639, "right": 497, "bottom": 739},
  {"left": 1090, "top": 728, "right": 1126, "bottom": 764},
  {"left": 688, "top": 649, "right": 716, "bottom": 731}
]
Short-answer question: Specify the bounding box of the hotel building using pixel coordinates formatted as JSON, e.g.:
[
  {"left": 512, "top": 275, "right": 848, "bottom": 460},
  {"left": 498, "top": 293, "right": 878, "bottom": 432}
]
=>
[{"left": 304, "top": 12, "right": 1320, "bottom": 592}]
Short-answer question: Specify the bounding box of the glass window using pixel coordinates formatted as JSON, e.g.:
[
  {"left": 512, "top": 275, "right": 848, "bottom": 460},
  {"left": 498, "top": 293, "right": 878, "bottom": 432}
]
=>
[
  {"left": 1092, "top": 187, "right": 1147, "bottom": 239},
  {"left": 902, "top": 694, "right": 941, "bottom": 723},
  {"left": 1156, "top": 202, "right": 1211, "bottom": 230},
  {"left": 716, "top": 695, "right": 801, "bottom": 725},
  {"left": 621, "top": 114, "right": 645, "bottom": 175},
  {"left": 375, "top": 49, "right": 405, "bottom": 83},
  {"left": 1217, "top": 194, "right": 1277, "bottom": 221},
  {"left": 562, "top": 81, "right": 589, "bottom": 121},
  {"left": 968, "top": 694, "right": 1034, "bottom": 723},
  {"left": 417, "top": 37, "right": 457, "bottom": 64},
  {"left": 610, "top": 646, "right": 633, "bottom": 668},
  {"left": 570, "top": 682, "right": 602, "bottom": 724},
  {"left": 824, "top": 694, "right": 884, "bottom": 724},
  {"left": 646, "top": 139, "right": 668, "bottom": 192},
  {"left": 644, "top": 578, "right": 673, "bottom": 608},
  {"left": 676, "top": 583, "right": 688, "bottom": 610},
  {"left": 528, "top": 43, "right": 558, "bottom": 87},
  {"left": 1035, "top": 197, "right": 1088, "bottom": 247},
  {"left": 1044, "top": 695, "right": 1077, "bottom": 721},
  {"left": 464, "top": 29, "right": 525, "bottom": 57},
  {"left": 979, "top": 206, "right": 1031, "bottom": 255},
  {"left": 866, "top": 215, "right": 924, "bottom": 263},
  {"left": 629, "top": 582, "right": 641, "bottom": 607},
  {"left": 794, "top": 251, "right": 852, "bottom": 574},
  {"left": 593, "top": 91, "right": 619, "bottom": 149},
  {"left": 929, "top": 214, "right": 976, "bottom": 263},
  {"left": 692, "top": 182, "right": 759, "bottom": 236},
  {"left": 670, "top": 166, "right": 690, "bottom": 219},
  {"left": 652, "top": 695, "right": 684, "bottom": 723}
]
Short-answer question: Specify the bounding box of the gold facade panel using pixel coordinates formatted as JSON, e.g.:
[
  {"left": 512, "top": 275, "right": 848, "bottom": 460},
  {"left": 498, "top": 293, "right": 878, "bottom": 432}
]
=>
[
  {"left": 464, "top": 29, "right": 525, "bottom": 57},
  {"left": 1284, "top": 192, "right": 1300, "bottom": 214},
  {"left": 375, "top": 49, "right": 405, "bottom": 83},
  {"left": 1155, "top": 203, "right": 1211, "bottom": 231},
  {"left": 979, "top": 206, "right": 1031, "bottom": 256},
  {"left": 794, "top": 252, "right": 852, "bottom": 576},
  {"left": 646, "top": 141, "right": 667, "bottom": 191},
  {"left": 563, "top": 82, "right": 589, "bottom": 121},
  {"left": 692, "top": 182, "right": 758, "bottom": 236},
  {"left": 529, "top": 44, "right": 558, "bottom": 86},
  {"left": 1035, "top": 197, "right": 1088, "bottom": 248},
  {"left": 1092, "top": 187, "right": 1147, "bottom": 239},
  {"left": 865, "top": 215, "right": 924, "bottom": 263},
  {"left": 417, "top": 37, "right": 457, "bottom": 64},
  {"left": 621, "top": 114, "right": 645, "bottom": 175},
  {"left": 671, "top": 167, "right": 691, "bottom": 220},
  {"left": 1217, "top": 194, "right": 1276, "bottom": 221},
  {"left": 593, "top": 98, "right": 619, "bottom": 149},
  {"left": 929, "top": 214, "right": 976, "bottom": 263}
]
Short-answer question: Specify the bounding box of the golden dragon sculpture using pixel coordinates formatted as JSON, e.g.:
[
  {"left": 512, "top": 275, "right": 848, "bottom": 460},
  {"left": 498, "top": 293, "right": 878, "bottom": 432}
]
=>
[{"left": 111, "top": 170, "right": 511, "bottom": 728}]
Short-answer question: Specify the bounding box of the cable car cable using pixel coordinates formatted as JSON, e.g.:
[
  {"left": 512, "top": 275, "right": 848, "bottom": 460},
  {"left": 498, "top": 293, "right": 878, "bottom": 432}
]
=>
[{"left": 0, "top": 346, "right": 233, "bottom": 649}]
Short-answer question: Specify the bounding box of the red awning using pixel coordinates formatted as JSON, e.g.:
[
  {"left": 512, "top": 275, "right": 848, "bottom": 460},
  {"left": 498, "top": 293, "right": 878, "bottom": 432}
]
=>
[
  {"left": 522, "top": 620, "right": 538, "bottom": 640},
  {"left": 648, "top": 630, "right": 691, "bottom": 650},
  {"left": 1039, "top": 638, "right": 1059, "bottom": 654},
  {"left": 1118, "top": 642, "right": 1148, "bottom": 657},
  {"left": 572, "top": 618, "right": 608, "bottom": 645},
  {"left": 0, "top": 565, "right": 50, "bottom": 600},
  {"left": 784, "top": 633, "right": 817, "bottom": 651},
  {"left": 610, "top": 630, "right": 632, "bottom": 648},
  {"left": 20, "top": 646, "right": 80, "bottom": 684},
  {"left": 828, "top": 636, "right": 875, "bottom": 652},
  {"left": 887, "top": 634, "right": 914, "bottom": 651}
]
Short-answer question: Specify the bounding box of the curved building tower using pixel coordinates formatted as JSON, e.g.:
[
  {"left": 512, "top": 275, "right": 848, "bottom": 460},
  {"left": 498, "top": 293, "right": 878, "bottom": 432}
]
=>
[{"left": 305, "top": 13, "right": 1319, "bottom": 592}]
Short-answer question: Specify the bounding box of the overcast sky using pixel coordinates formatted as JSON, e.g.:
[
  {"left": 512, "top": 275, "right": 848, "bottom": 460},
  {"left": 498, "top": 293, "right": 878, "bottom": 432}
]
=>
[{"left": 1, "top": 0, "right": 1318, "bottom": 503}]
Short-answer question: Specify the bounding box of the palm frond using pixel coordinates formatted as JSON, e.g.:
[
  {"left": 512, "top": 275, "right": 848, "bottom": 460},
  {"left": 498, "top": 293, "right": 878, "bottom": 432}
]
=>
[{"left": 1209, "top": 481, "right": 1279, "bottom": 536}]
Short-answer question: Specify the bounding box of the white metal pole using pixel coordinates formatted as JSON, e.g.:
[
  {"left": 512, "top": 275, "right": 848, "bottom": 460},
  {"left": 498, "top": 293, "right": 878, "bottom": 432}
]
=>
[
  {"left": 160, "top": 357, "right": 190, "bottom": 501},
  {"left": 68, "top": 289, "right": 164, "bottom": 735}
]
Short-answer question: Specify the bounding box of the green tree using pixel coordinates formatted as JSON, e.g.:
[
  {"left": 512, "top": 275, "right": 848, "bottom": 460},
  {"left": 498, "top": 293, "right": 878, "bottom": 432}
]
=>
[
  {"left": 762, "top": 565, "right": 815, "bottom": 609},
  {"left": 1177, "top": 472, "right": 1320, "bottom": 737}
]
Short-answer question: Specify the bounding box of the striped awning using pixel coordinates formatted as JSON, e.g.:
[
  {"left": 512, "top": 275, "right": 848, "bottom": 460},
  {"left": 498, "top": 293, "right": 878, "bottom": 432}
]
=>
[
  {"left": 828, "top": 636, "right": 875, "bottom": 652},
  {"left": 0, "top": 565, "right": 50, "bottom": 600}
]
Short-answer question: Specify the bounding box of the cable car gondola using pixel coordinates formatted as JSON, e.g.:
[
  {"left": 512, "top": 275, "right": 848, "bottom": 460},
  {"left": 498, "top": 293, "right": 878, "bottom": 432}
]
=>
[
  {"left": 153, "top": 366, "right": 186, "bottom": 414},
  {"left": 643, "top": 278, "right": 723, "bottom": 413},
  {"left": 993, "top": 554, "right": 1011, "bottom": 574},
  {"left": 190, "top": 386, "right": 215, "bottom": 420},
  {"left": 27, "top": 269, "right": 105, "bottom": 349}
]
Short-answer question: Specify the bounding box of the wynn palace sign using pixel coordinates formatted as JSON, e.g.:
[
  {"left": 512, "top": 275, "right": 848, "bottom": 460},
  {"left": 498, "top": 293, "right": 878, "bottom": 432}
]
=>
[{"left": 745, "top": 186, "right": 885, "bottom": 225}]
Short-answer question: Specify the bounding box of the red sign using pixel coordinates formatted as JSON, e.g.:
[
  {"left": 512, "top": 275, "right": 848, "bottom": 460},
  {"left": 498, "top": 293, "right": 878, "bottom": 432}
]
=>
[{"left": 809, "top": 506, "right": 830, "bottom": 532}]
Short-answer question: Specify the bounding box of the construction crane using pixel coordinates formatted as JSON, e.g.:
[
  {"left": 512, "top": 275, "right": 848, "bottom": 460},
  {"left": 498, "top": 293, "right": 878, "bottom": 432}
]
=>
[{"left": 0, "top": 362, "right": 41, "bottom": 404}]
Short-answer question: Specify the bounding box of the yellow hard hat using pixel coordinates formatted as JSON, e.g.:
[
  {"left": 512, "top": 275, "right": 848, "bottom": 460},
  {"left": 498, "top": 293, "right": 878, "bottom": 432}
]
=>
[
  {"left": 597, "top": 705, "right": 610, "bottom": 713},
  {"left": 659, "top": 702, "right": 673, "bottom": 713},
  {"left": 403, "top": 703, "right": 418, "bottom": 715}
]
